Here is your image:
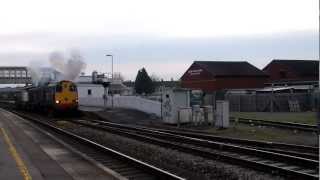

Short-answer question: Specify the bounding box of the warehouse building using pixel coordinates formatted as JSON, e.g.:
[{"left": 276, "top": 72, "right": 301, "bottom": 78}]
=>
[
  {"left": 263, "top": 59, "right": 319, "bottom": 85},
  {"left": 180, "top": 61, "right": 269, "bottom": 92}
]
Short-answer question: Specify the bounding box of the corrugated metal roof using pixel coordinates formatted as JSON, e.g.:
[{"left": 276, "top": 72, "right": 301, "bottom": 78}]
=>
[{"left": 257, "top": 85, "right": 313, "bottom": 92}]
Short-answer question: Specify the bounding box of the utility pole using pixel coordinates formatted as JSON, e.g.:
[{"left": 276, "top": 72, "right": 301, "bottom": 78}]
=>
[{"left": 106, "top": 54, "right": 114, "bottom": 108}]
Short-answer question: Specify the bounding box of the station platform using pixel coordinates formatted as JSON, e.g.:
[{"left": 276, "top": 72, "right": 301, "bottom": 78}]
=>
[{"left": 0, "top": 108, "right": 119, "bottom": 180}]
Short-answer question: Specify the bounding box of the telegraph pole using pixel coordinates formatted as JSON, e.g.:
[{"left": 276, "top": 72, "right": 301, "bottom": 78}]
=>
[{"left": 106, "top": 54, "right": 114, "bottom": 108}]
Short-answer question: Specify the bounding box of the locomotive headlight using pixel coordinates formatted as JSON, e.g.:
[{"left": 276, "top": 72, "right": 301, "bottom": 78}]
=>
[{"left": 55, "top": 100, "right": 60, "bottom": 104}]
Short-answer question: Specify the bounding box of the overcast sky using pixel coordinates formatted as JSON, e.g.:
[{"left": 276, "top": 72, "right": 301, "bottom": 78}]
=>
[{"left": 0, "top": 0, "right": 318, "bottom": 80}]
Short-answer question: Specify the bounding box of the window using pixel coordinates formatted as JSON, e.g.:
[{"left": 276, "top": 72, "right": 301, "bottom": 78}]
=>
[
  {"left": 56, "top": 85, "right": 62, "bottom": 92},
  {"left": 10, "top": 71, "right": 15, "bottom": 77},
  {"left": 4, "top": 70, "right": 9, "bottom": 77},
  {"left": 21, "top": 71, "right": 27, "bottom": 77},
  {"left": 88, "top": 89, "right": 92, "bottom": 95},
  {"left": 69, "top": 84, "right": 77, "bottom": 92},
  {"left": 16, "top": 71, "right": 21, "bottom": 77}
]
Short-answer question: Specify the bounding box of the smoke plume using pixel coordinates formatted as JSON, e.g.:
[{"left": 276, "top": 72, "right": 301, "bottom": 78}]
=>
[
  {"left": 49, "top": 50, "right": 86, "bottom": 81},
  {"left": 27, "top": 61, "right": 45, "bottom": 86}
]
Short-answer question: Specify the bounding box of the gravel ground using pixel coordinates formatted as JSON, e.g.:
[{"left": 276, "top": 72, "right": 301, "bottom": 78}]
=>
[
  {"left": 57, "top": 121, "right": 284, "bottom": 180},
  {"left": 82, "top": 108, "right": 318, "bottom": 147},
  {"left": 82, "top": 108, "right": 162, "bottom": 125}
]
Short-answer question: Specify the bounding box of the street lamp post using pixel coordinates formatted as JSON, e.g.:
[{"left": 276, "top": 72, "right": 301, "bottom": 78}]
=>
[{"left": 106, "top": 54, "right": 114, "bottom": 108}]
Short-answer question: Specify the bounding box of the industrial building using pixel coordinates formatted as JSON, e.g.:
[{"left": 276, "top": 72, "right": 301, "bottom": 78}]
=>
[
  {"left": 180, "top": 61, "right": 269, "bottom": 92},
  {"left": 263, "top": 59, "right": 319, "bottom": 85}
]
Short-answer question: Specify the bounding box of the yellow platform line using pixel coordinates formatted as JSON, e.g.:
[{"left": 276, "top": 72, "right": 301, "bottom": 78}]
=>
[{"left": 1, "top": 128, "right": 32, "bottom": 180}]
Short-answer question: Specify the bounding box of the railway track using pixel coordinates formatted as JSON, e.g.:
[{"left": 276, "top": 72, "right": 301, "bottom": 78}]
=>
[
  {"left": 9, "top": 110, "right": 319, "bottom": 179},
  {"left": 231, "top": 117, "right": 318, "bottom": 132},
  {"left": 9, "top": 111, "right": 185, "bottom": 180},
  {"left": 141, "top": 124, "right": 319, "bottom": 160},
  {"left": 73, "top": 119, "right": 319, "bottom": 180}
]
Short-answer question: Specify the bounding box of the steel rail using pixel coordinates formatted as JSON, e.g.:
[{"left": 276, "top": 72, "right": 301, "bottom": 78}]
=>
[
  {"left": 231, "top": 117, "right": 318, "bottom": 132},
  {"left": 90, "top": 119, "right": 319, "bottom": 155},
  {"left": 80, "top": 120, "right": 318, "bottom": 168},
  {"left": 74, "top": 120, "right": 319, "bottom": 180},
  {"left": 12, "top": 112, "right": 185, "bottom": 180},
  {"left": 138, "top": 125, "right": 319, "bottom": 159}
]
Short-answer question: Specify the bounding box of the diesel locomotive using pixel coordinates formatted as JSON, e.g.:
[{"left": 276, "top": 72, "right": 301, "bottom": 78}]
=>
[{"left": 0, "top": 80, "right": 78, "bottom": 113}]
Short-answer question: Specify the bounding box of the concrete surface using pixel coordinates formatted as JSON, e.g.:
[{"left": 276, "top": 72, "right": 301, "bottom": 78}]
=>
[
  {"left": 0, "top": 123, "right": 33, "bottom": 180},
  {"left": 0, "top": 108, "right": 122, "bottom": 180}
]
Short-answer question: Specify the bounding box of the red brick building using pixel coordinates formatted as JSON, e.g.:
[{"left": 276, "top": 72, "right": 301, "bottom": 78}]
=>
[
  {"left": 263, "top": 59, "right": 319, "bottom": 83},
  {"left": 180, "top": 61, "right": 268, "bottom": 92}
]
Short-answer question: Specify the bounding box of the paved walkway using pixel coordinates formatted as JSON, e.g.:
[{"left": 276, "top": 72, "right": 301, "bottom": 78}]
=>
[{"left": 0, "top": 108, "right": 120, "bottom": 180}]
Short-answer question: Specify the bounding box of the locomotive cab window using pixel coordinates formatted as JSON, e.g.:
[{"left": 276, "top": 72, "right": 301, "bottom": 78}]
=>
[
  {"left": 56, "top": 85, "right": 62, "bottom": 92},
  {"left": 69, "top": 84, "right": 77, "bottom": 92}
]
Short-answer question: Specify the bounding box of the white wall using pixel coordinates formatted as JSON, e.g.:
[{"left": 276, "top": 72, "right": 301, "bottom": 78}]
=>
[
  {"left": 78, "top": 95, "right": 161, "bottom": 116},
  {"left": 78, "top": 97, "right": 105, "bottom": 107},
  {"left": 77, "top": 83, "right": 105, "bottom": 98}
]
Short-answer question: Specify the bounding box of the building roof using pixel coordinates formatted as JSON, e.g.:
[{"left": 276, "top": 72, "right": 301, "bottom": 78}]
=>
[
  {"left": 76, "top": 83, "right": 104, "bottom": 87},
  {"left": 194, "top": 61, "right": 268, "bottom": 77},
  {"left": 256, "top": 85, "right": 313, "bottom": 92},
  {"left": 263, "top": 59, "right": 319, "bottom": 77},
  {"left": 75, "top": 75, "right": 111, "bottom": 83},
  {"left": 0, "top": 66, "right": 28, "bottom": 70},
  {"left": 123, "top": 80, "right": 180, "bottom": 88},
  {"left": 264, "top": 80, "right": 318, "bottom": 86}
]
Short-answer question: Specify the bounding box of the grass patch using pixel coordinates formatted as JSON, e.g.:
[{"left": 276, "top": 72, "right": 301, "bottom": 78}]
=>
[
  {"left": 231, "top": 112, "right": 317, "bottom": 125},
  {"left": 55, "top": 120, "right": 74, "bottom": 128},
  {"left": 204, "top": 123, "right": 318, "bottom": 146}
]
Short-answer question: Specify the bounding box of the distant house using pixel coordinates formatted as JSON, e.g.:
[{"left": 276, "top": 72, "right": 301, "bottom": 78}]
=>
[
  {"left": 263, "top": 59, "right": 319, "bottom": 85},
  {"left": 180, "top": 61, "right": 268, "bottom": 92}
]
